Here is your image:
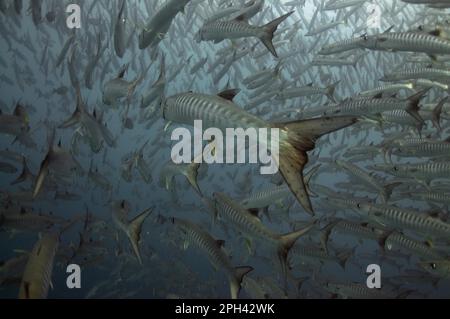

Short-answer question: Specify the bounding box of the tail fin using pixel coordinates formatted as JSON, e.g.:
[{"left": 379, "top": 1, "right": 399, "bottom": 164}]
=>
[
  {"left": 274, "top": 116, "right": 358, "bottom": 215},
  {"left": 11, "top": 157, "right": 33, "bottom": 186},
  {"left": 336, "top": 249, "right": 353, "bottom": 270},
  {"left": 432, "top": 96, "right": 448, "bottom": 132},
  {"left": 278, "top": 222, "right": 316, "bottom": 286},
  {"left": 59, "top": 86, "right": 85, "bottom": 129},
  {"left": 230, "top": 266, "right": 253, "bottom": 299},
  {"left": 380, "top": 182, "right": 402, "bottom": 203},
  {"left": 260, "top": 11, "right": 294, "bottom": 58},
  {"left": 326, "top": 81, "right": 340, "bottom": 103},
  {"left": 183, "top": 163, "right": 202, "bottom": 196},
  {"left": 405, "top": 89, "right": 429, "bottom": 124},
  {"left": 127, "top": 208, "right": 152, "bottom": 265}
]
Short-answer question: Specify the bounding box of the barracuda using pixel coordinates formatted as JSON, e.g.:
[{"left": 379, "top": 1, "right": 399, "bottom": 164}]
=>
[
  {"left": 383, "top": 231, "right": 444, "bottom": 260},
  {"left": 356, "top": 202, "right": 450, "bottom": 239},
  {"left": 381, "top": 67, "right": 450, "bottom": 83},
  {"left": 335, "top": 160, "right": 399, "bottom": 203},
  {"left": 359, "top": 31, "right": 450, "bottom": 55},
  {"left": 197, "top": 11, "right": 294, "bottom": 58},
  {"left": 172, "top": 217, "right": 253, "bottom": 299},
  {"left": 213, "top": 192, "right": 315, "bottom": 283},
  {"left": 371, "top": 162, "right": 450, "bottom": 183},
  {"left": 163, "top": 90, "right": 357, "bottom": 215},
  {"left": 325, "top": 90, "right": 428, "bottom": 124}
]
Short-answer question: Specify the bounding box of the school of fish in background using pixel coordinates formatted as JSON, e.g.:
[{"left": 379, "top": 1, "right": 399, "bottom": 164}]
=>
[{"left": 1, "top": 0, "right": 450, "bottom": 299}]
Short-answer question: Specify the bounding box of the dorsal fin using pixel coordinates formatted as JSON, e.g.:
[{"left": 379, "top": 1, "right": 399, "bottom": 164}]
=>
[
  {"left": 216, "top": 240, "right": 225, "bottom": 248},
  {"left": 373, "top": 93, "right": 383, "bottom": 99},
  {"left": 383, "top": 25, "right": 394, "bottom": 34},
  {"left": 218, "top": 89, "right": 240, "bottom": 101},
  {"left": 117, "top": 64, "right": 129, "bottom": 79},
  {"left": 247, "top": 208, "right": 259, "bottom": 217}
]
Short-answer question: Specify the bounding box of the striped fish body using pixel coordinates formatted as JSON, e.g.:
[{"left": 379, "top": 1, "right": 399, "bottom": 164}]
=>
[
  {"left": 163, "top": 92, "right": 268, "bottom": 131},
  {"left": 363, "top": 32, "right": 450, "bottom": 55},
  {"left": 326, "top": 283, "right": 397, "bottom": 299},
  {"left": 214, "top": 192, "right": 281, "bottom": 245},
  {"left": 19, "top": 233, "right": 59, "bottom": 299},
  {"left": 199, "top": 20, "right": 263, "bottom": 43},
  {"left": 359, "top": 203, "right": 450, "bottom": 239},
  {"left": 384, "top": 232, "right": 444, "bottom": 260},
  {"left": 174, "top": 218, "right": 236, "bottom": 277},
  {"left": 382, "top": 68, "right": 450, "bottom": 83},
  {"left": 240, "top": 185, "right": 291, "bottom": 209},
  {"left": 173, "top": 217, "right": 252, "bottom": 299}
]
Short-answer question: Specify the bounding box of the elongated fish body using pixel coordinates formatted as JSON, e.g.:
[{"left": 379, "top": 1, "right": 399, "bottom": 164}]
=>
[
  {"left": 325, "top": 283, "right": 398, "bottom": 299},
  {"left": 324, "top": 0, "right": 367, "bottom": 10},
  {"left": 172, "top": 218, "right": 252, "bottom": 299},
  {"left": 277, "top": 83, "right": 337, "bottom": 102},
  {"left": 402, "top": 191, "right": 450, "bottom": 205},
  {"left": 240, "top": 185, "right": 291, "bottom": 209},
  {"left": 360, "top": 32, "right": 450, "bottom": 55},
  {"left": 332, "top": 220, "right": 386, "bottom": 242},
  {"left": 19, "top": 233, "right": 59, "bottom": 299},
  {"left": 213, "top": 192, "right": 315, "bottom": 281},
  {"left": 335, "top": 160, "right": 394, "bottom": 203},
  {"left": 114, "top": 0, "right": 127, "bottom": 58},
  {"left": 289, "top": 245, "right": 349, "bottom": 269},
  {"left": 55, "top": 34, "right": 75, "bottom": 69},
  {"left": 372, "top": 162, "right": 450, "bottom": 182},
  {"left": 198, "top": 11, "right": 294, "bottom": 58},
  {"left": 319, "top": 37, "right": 365, "bottom": 55},
  {"left": 381, "top": 68, "right": 450, "bottom": 83},
  {"left": 0, "top": 213, "right": 65, "bottom": 233},
  {"left": 326, "top": 91, "right": 426, "bottom": 124},
  {"left": 112, "top": 201, "right": 152, "bottom": 265},
  {"left": 357, "top": 203, "right": 450, "bottom": 239},
  {"left": 391, "top": 139, "right": 450, "bottom": 158},
  {"left": 358, "top": 83, "right": 415, "bottom": 97},
  {"left": 164, "top": 91, "right": 357, "bottom": 215},
  {"left": 139, "top": 0, "right": 191, "bottom": 50},
  {"left": 383, "top": 232, "right": 444, "bottom": 260}
]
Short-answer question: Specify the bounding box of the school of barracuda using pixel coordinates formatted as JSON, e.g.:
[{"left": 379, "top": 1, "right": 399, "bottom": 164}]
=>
[{"left": 0, "top": 0, "right": 450, "bottom": 299}]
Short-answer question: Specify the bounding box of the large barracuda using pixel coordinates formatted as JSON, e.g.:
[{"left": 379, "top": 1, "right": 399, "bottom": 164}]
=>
[
  {"left": 197, "top": 11, "right": 294, "bottom": 58},
  {"left": 163, "top": 90, "right": 357, "bottom": 215},
  {"left": 139, "top": 0, "right": 192, "bottom": 50},
  {"left": 172, "top": 217, "right": 253, "bottom": 299}
]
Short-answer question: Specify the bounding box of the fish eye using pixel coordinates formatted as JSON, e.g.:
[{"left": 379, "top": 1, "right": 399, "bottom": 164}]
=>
[
  {"left": 356, "top": 203, "right": 361, "bottom": 208},
  {"left": 393, "top": 166, "right": 399, "bottom": 171},
  {"left": 430, "top": 263, "right": 437, "bottom": 270}
]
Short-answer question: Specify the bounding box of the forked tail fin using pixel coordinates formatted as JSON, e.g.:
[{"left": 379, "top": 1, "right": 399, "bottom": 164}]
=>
[
  {"left": 230, "top": 266, "right": 253, "bottom": 299},
  {"left": 127, "top": 208, "right": 152, "bottom": 265},
  {"left": 274, "top": 116, "right": 358, "bottom": 215},
  {"left": 260, "top": 11, "right": 294, "bottom": 58}
]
